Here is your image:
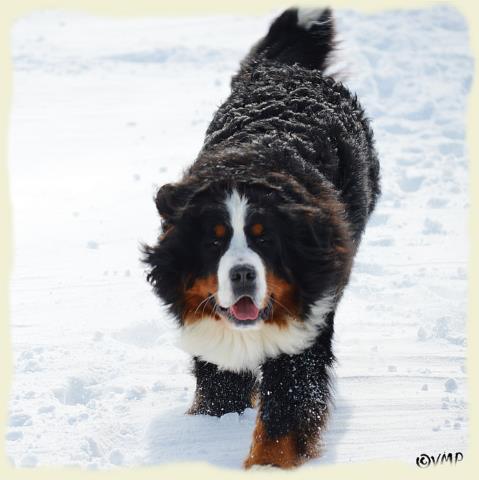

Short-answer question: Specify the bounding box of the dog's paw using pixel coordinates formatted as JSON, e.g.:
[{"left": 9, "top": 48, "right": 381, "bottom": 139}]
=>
[{"left": 243, "top": 419, "right": 304, "bottom": 470}]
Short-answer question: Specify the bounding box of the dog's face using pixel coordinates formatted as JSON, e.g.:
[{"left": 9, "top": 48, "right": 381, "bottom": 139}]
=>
[
  {"left": 144, "top": 178, "right": 352, "bottom": 333},
  {"left": 201, "top": 190, "right": 274, "bottom": 328}
]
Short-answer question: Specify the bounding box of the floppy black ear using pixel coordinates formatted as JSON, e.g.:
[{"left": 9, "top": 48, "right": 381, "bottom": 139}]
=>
[
  {"left": 155, "top": 177, "right": 214, "bottom": 222},
  {"left": 278, "top": 203, "right": 351, "bottom": 260},
  {"left": 155, "top": 182, "right": 193, "bottom": 222}
]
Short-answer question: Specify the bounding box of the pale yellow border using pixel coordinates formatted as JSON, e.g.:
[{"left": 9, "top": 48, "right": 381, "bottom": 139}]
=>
[{"left": 0, "top": 0, "right": 477, "bottom": 479}]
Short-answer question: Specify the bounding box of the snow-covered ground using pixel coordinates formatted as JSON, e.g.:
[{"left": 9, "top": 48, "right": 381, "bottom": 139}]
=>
[{"left": 6, "top": 5, "right": 471, "bottom": 469}]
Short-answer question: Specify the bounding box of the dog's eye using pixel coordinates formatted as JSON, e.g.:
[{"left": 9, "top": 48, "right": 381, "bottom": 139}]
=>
[
  {"left": 207, "top": 236, "right": 224, "bottom": 249},
  {"left": 250, "top": 223, "right": 270, "bottom": 244},
  {"left": 208, "top": 224, "right": 226, "bottom": 249},
  {"left": 254, "top": 233, "right": 271, "bottom": 245},
  {"left": 256, "top": 236, "right": 268, "bottom": 244}
]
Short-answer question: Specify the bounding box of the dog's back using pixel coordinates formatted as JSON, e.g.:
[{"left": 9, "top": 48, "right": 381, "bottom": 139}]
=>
[{"left": 199, "top": 7, "right": 380, "bottom": 241}]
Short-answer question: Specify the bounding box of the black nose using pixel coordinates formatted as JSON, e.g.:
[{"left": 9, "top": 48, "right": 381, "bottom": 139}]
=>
[{"left": 230, "top": 265, "right": 256, "bottom": 287}]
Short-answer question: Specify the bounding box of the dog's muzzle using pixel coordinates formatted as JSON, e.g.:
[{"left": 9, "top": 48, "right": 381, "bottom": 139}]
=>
[
  {"left": 216, "top": 264, "right": 271, "bottom": 327},
  {"left": 230, "top": 264, "right": 256, "bottom": 299}
]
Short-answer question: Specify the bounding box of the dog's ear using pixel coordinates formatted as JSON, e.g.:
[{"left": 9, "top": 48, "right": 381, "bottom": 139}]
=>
[
  {"left": 278, "top": 203, "right": 350, "bottom": 255},
  {"left": 155, "top": 183, "right": 178, "bottom": 220},
  {"left": 155, "top": 179, "right": 206, "bottom": 222},
  {"left": 304, "top": 207, "right": 351, "bottom": 255},
  {"left": 155, "top": 183, "right": 187, "bottom": 222}
]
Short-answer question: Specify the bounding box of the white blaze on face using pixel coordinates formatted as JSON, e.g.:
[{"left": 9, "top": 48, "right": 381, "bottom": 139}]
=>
[{"left": 216, "top": 190, "right": 267, "bottom": 308}]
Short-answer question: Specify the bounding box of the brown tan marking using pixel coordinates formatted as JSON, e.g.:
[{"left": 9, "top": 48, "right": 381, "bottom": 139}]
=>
[
  {"left": 159, "top": 225, "right": 174, "bottom": 241},
  {"left": 335, "top": 244, "right": 350, "bottom": 254},
  {"left": 214, "top": 224, "right": 226, "bottom": 238},
  {"left": 251, "top": 223, "right": 264, "bottom": 236},
  {"left": 264, "top": 272, "right": 299, "bottom": 328},
  {"left": 244, "top": 419, "right": 304, "bottom": 469},
  {"left": 183, "top": 274, "right": 220, "bottom": 324}
]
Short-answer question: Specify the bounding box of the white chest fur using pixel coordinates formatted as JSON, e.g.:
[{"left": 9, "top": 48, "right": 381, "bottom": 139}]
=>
[{"left": 178, "top": 297, "right": 333, "bottom": 372}]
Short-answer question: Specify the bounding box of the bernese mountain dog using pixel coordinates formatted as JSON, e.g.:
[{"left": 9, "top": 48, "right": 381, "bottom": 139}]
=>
[{"left": 143, "top": 6, "right": 380, "bottom": 469}]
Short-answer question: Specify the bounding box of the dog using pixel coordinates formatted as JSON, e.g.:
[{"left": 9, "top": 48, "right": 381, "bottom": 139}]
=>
[{"left": 143, "top": 6, "right": 380, "bottom": 469}]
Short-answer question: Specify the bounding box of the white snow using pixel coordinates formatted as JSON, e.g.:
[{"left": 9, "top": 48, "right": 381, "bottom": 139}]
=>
[{"left": 6, "top": 5, "right": 470, "bottom": 469}]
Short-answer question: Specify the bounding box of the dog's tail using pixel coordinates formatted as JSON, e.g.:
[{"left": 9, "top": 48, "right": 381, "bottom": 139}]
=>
[{"left": 248, "top": 7, "right": 336, "bottom": 72}]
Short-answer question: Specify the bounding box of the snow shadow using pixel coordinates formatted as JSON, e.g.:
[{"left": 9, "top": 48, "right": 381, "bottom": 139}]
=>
[
  {"left": 319, "top": 397, "right": 354, "bottom": 465},
  {"left": 146, "top": 406, "right": 256, "bottom": 469},
  {"left": 146, "top": 396, "right": 353, "bottom": 468}
]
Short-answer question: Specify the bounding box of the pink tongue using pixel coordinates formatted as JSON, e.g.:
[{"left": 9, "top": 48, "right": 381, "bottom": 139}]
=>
[{"left": 230, "top": 297, "right": 260, "bottom": 321}]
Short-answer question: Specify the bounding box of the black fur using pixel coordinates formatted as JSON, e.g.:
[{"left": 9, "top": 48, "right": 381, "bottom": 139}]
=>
[
  {"left": 188, "top": 359, "right": 257, "bottom": 416},
  {"left": 143, "top": 7, "right": 380, "bottom": 468},
  {"left": 244, "top": 7, "right": 336, "bottom": 71},
  {"left": 260, "top": 314, "right": 335, "bottom": 452}
]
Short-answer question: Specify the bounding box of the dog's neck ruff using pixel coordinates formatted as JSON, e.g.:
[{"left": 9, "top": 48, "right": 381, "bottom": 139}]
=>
[{"left": 178, "top": 296, "right": 334, "bottom": 372}]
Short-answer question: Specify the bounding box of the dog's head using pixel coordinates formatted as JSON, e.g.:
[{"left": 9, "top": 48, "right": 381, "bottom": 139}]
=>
[{"left": 143, "top": 171, "right": 353, "bottom": 334}]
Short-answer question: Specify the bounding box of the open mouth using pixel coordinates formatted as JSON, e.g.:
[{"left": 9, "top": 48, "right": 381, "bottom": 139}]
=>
[
  {"left": 217, "top": 296, "right": 271, "bottom": 327},
  {"left": 231, "top": 296, "right": 260, "bottom": 320}
]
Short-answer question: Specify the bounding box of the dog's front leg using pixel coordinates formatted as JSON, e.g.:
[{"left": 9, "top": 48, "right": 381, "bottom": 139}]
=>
[
  {"left": 188, "top": 358, "right": 257, "bottom": 416},
  {"left": 244, "top": 346, "right": 333, "bottom": 469}
]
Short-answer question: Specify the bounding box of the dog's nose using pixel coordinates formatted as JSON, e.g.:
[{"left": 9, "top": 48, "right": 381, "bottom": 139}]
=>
[{"left": 230, "top": 265, "right": 256, "bottom": 287}]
